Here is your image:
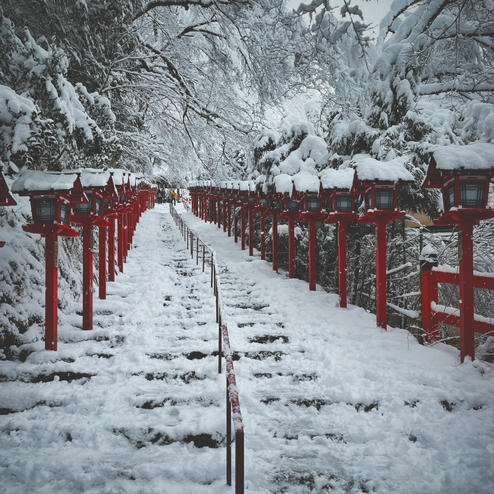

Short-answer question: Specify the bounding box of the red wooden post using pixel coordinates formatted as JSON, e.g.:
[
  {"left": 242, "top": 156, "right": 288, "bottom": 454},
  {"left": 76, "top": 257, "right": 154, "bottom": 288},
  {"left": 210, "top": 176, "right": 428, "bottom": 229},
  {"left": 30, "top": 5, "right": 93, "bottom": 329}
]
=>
[
  {"left": 82, "top": 223, "right": 93, "bottom": 331},
  {"left": 288, "top": 217, "right": 295, "bottom": 278},
  {"left": 118, "top": 213, "right": 124, "bottom": 273},
  {"left": 338, "top": 221, "right": 347, "bottom": 307},
  {"left": 459, "top": 222, "right": 475, "bottom": 361},
  {"left": 272, "top": 213, "right": 278, "bottom": 272},
  {"left": 308, "top": 219, "right": 317, "bottom": 291},
  {"left": 228, "top": 203, "right": 232, "bottom": 237},
  {"left": 241, "top": 207, "right": 246, "bottom": 250},
  {"left": 223, "top": 201, "right": 227, "bottom": 232},
  {"left": 226, "top": 379, "right": 232, "bottom": 486},
  {"left": 45, "top": 231, "right": 58, "bottom": 351},
  {"left": 217, "top": 199, "right": 221, "bottom": 228},
  {"left": 375, "top": 220, "right": 387, "bottom": 329},
  {"left": 235, "top": 430, "right": 244, "bottom": 494},
  {"left": 248, "top": 207, "right": 254, "bottom": 256},
  {"left": 108, "top": 217, "right": 115, "bottom": 281},
  {"left": 260, "top": 214, "right": 266, "bottom": 260},
  {"left": 421, "top": 270, "right": 439, "bottom": 342},
  {"left": 234, "top": 209, "right": 238, "bottom": 243},
  {"left": 98, "top": 225, "right": 107, "bottom": 299}
]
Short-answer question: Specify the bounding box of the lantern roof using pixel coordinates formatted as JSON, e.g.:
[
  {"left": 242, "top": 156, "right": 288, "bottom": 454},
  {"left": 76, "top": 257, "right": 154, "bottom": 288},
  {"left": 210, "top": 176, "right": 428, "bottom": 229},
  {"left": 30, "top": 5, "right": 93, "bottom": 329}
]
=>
[
  {"left": 293, "top": 172, "right": 320, "bottom": 193},
  {"left": 0, "top": 171, "right": 16, "bottom": 206},
  {"left": 274, "top": 173, "right": 293, "bottom": 194},
  {"left": 320, "top": 168, "right": 354, "bottom": 191},
  {"left": 62, "top": 168, "right": 111, "bottom": 189},
  {"left": 238, "top": 180, "right": 254, "bottom": 192},
  {"left": 12, "top": 170, "right": 81, "bottom": 194},
  {"left": 352, "top": 154, "right": 414, "bottom": 184},
  {"left": 105, "top": 168, "right": 130, "bottom": 186},
  {"left": 432, "top": 142, "right": 493, "bottom": 171},
  {"left": 424, "top": 142, "right": 494, "bottom": 188}
]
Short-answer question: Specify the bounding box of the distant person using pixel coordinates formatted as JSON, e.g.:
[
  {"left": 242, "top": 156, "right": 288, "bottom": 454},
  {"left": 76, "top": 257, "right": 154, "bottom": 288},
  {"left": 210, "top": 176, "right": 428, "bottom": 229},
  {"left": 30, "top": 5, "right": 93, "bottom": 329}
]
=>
[{"left": 171, "top": 190, "right": 177, "bottom": 205}]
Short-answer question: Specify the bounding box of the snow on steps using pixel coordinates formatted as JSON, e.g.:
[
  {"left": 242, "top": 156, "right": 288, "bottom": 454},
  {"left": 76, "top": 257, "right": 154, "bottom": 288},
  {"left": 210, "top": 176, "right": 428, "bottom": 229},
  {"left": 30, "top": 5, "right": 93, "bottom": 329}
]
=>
[
  {"left": 0, "top": 209, "right": 231, "bottom": 494},
  {"left": 179, "top": 204, "right": 494, "bottom": 494}
]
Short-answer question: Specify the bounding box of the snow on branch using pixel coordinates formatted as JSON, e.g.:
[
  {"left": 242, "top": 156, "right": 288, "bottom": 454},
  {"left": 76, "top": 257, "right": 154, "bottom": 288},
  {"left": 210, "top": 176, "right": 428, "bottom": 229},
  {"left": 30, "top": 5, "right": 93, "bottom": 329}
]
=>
[{"left": 132, "top": 0, "right": 250, "bottom": 21}]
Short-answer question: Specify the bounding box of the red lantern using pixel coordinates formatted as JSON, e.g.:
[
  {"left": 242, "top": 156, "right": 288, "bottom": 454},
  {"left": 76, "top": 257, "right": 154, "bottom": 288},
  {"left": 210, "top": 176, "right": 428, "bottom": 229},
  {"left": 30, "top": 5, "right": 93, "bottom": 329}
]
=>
[
  {"left": 351, "top": 155, "right": 413, "bottom": 329},
  {"left": 321, "top": 168, "right": 358, "bottom": 308},
  {"left": 293, "top": 174, "right": 327, "bottom": 291},
  {"left": 423, "top": 143, "right": 494, "bottom": 361},
  {"left": 12, "top": 170, "right": 84, "bottom": 350}
]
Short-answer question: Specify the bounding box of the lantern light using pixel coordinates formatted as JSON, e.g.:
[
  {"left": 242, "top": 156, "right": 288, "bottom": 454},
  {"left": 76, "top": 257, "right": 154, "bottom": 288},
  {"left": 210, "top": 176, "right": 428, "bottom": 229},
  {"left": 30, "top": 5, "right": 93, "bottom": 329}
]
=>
[
  {"left": 375, "top": 190, "right": 395, "bottom": 210},
  {"left": 307, "top": 196, "right": 321, "bottom": 212},
  {"left": 460, "top": 182, "right": 485, "bottom": 208},
  {"left": 335, "top": 195, "right": 353, "bottom": 212},
  {"left": 287, "top": 199, "right": 299, "bottom": 211},
  {"left": 259, "top": 198, "right": 267, "bottom": 207},
  {"left": 33, "top": 199, "right": 57, "bottom": 223}
]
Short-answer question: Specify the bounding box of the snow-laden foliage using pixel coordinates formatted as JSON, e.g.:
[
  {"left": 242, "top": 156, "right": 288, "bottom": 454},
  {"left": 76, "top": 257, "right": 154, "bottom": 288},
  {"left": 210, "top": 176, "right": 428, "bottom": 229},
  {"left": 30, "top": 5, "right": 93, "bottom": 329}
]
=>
[{"left": 0, "top": 10, "right": 118, "bottom": 172}]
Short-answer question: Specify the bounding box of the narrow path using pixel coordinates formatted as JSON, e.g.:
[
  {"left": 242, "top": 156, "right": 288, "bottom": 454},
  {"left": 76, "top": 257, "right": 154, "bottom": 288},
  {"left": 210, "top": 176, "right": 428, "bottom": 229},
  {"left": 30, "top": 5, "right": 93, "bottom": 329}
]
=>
[
  {"left": 0, "top": 207, "right": 229, "bottom": 494},
  {"left": 183, "top": 206, "right": 494, "bottom": 494}
]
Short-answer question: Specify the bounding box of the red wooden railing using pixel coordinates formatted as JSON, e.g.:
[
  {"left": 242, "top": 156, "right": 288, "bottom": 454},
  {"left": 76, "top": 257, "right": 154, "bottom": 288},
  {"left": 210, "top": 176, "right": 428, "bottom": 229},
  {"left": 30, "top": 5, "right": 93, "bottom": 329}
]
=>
[
  {"left": 422, "top": 266, "right": 494, "bottom": 354},
  {"left": 170, "top": 204, "right": 245, "bottom": 494}
]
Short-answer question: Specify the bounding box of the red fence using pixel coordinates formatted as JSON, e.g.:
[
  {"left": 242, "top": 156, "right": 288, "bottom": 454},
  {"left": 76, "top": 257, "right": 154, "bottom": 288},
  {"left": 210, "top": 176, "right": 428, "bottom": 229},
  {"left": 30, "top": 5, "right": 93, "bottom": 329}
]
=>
[
  {"left": 422, "top": 266, "right": 494, "bottom": 353},
  {"left": 170, "top": 204, "right": 244, "bottom": 494}
]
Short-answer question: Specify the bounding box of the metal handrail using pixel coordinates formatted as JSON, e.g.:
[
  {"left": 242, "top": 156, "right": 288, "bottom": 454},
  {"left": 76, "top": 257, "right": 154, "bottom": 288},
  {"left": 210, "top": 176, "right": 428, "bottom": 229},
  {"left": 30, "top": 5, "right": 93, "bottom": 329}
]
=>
[{"left": 169, "top": 204, "right": 245, "bottom": 493}]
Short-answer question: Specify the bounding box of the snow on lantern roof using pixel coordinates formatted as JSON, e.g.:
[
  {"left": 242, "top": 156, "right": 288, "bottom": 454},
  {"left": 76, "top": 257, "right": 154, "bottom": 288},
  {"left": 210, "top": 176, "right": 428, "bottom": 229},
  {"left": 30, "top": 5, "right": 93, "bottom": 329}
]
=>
[
  {"left": 12, "top": 169, "right": 80, "bottom": 194},
  {"left": 431, "top": 142, "right": 494, "bottom": 171},
  {"left": 105, "top": 168, "right": 129, "bottom": 186},
  {"left": 238, "top": 180, "right": 252, "bottom": 192},
  {"left": 320, "top": 168, "right": 354, "bottom": 191},
  {"left": 352, "top": 154, "right": 414, "bottom": 183},
  {"left": 128, "top": 173, "right": 137, "bottom": 187},
  {"left": 274, "top": 173, "right": 293, "bottom": 194},
  {"left": 63, "top": 168, "right": 111, "bottom": 188},
  {"left": 293, "top": 172, "right": 320, "bottom": 193}
]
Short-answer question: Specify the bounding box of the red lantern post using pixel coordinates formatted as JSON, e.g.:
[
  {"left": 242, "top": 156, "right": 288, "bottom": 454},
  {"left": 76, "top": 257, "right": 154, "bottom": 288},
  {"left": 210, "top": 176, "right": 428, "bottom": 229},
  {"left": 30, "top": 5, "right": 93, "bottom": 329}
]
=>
[
  {"left": 12, "top": 170, "right": 84, "bottom": 350},
  {"left": 253, "top": 193, "right": 270, "bottom": 260},
  {"left": 71, "top": 170, "right": 111, "bottom": 330},
  {"left": 279, "top": 196, "right": 300, "bottom": 279},
  {"left": 293, "top": 176, "right": 327, "bottom": 291},
  {"left": 423, "top": 143, "right": 494, "bottom": 361},
  {"left": 321, "top": 168, "right": 357, "bottom": 307},
  {"left": 352, "top": 156, "right": 413, "bottom": 329},
  {"left": 99, "top": 175, "right": 118, "bottom": 298}
]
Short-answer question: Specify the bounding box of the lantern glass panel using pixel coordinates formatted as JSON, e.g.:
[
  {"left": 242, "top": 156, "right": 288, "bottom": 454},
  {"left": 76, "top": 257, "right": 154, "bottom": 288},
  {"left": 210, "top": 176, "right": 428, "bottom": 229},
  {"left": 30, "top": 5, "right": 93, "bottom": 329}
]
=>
[
  {"left": 443, "top": 184, "right": 455, "bottom": 211},
  {"left": 75, "top": 196, "right": 92, "bottom": 215},
  {"left": 287, "top": 199, "right": 299, "bottom": 211},
  {"left": 259, "top": 198, "right": 267, "bottom": 207},
  {"left": 336, "top": 195, "right": 353, "bottom": 212},
  {"left": 119, "top": 194, "right": 125, "bottom": 203},
  {"left": 271, "top": 200, "right": 281, "bottom": 211},
  {"left": 375, "top": 190, "right": 394, "bottom": 209},
  {"left": 34, "top": 199, "right": 57, "bottom": 223},
  {"left": 307, "top": 197, "right": 321, "bottom": 212},
  {"left": 460, "top": 182, "right": 484, "bottom": 207},
  {"left": 60, "top": 203, "right": 70, "bottom": 225},
  {"left": 247, "top": 196, "right": 256, "bottom": 205},
  {"left": 365, "top": 192, "right": 373, "bottom": 210},
  {"left": 95, "top": 197, "right": 103, "bottom": 216}
]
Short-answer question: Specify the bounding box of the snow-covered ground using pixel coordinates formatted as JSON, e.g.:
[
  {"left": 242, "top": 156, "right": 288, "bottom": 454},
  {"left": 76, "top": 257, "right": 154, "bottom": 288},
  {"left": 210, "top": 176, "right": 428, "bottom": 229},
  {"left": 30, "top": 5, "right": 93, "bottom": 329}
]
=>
[{"left": 1, "top": 204, "right": 493, "bottom": 494}]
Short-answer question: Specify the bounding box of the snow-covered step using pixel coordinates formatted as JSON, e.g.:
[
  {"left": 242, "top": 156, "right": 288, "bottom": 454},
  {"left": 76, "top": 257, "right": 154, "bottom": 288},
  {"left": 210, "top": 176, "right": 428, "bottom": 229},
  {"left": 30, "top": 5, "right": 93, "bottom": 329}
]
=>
[
  {"left": 0, "top": 207, "right": 231, "bottom": 494},
  {"left": 179, "top": 206, "right": 494, "bottom": 494}
]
